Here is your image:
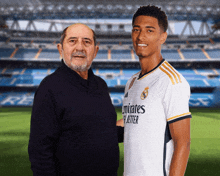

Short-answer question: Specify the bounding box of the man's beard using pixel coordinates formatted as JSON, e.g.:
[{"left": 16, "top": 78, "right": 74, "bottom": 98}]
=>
[
  {"left": 70, "top": 59, "right": 90, "bottom": 72},
  {"left": 62, "top": 51, "right": 91, "bottom": 72}
]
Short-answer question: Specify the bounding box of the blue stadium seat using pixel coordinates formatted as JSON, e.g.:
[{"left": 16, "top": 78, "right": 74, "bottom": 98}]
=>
[
  {"left": 14, "top": 75, "right": 34, "bottom": 85},
  {"left": 165, "top": 40, "right": 187, "bottom": 45},
  {"left": 122, "top": 69, "right": 139, "bottom": 77},
  {"left": 98, "top": 69, "right": 121, "bottom": 75},
  {"left": 24, "top": 68, "right": 49, "bottom": 75},
  {"left": 33, "top": 78, "right": 43, "bottom": 85},
  {"left": 13, "top": 48, "right": 38, "bottom": 60},
  {"left": 111, "top": 50, "right": 131, "bottom": 60},
  {"left": 50, "top": 69, "right": 56, "bottom": 74},
  {"left": 0, "top": 77, "right": 15, "bottom": 86},
  {"left": 196, "top": 69, "right": 216, "bottom": 75},
  {"left": 212, "top": 38, "right": 220, "bottom": 43},
  {"left": 104, "top": 79, "right": 118, "bottom": 87},
  {"left": 99, "top": 41, "right": 119, "bottom": 45},
  {"left": 0, "top": 48, "right": 15, "bottom": 58},
  {"left": 39, "top": 49, "right": 60, "bottom": 60},
  {"left": 184, "top": 75, "right": 207, "bottom": 80},
  {"left": 181, "top": 49, "right": 207, "bottom": 59},
  {"left": 120, "top": 78, "right": 128, "bottom": 86},
  {"left": 95, "top": 50, "right": 108, "bottom": 60},
  {"left": 177, "top": 69, "right": 197, "bottom": 75},
  {"left": 188, "top": 40, "right": 211, "bottom": 44},
  {"left": 205, "top": 49, "right": 220, "bottom": 59},
  {"left": 32, "top": 69, "right": 48, "bottom": 75},
  {"left": 3, "top": 68, "right": 23, "bottom": 75},
  {"left": 0, "top": 36, "right": 9, "bottom": 42},
  {"left": 162, "top": 49, "right": 181, "bottom": 60},
  {"left": 189, "top": 93, "right": 213, "bottom": 107},
  {"left": 187, "top": 79, "right": 209, "bottom": 87},
  {"left": 10, "top": 39, "right": 32, "bottom": 43},
  {"left": 0, "top": 68, "right": 3, "bottom": 73},
  {"left": 207, "top": 79, "right": 220, "bottom": 87}
]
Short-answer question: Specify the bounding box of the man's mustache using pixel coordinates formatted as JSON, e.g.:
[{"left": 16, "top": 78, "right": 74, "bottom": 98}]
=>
[{"left": 71, "top": 51, "right": 87, "bottom": 57}]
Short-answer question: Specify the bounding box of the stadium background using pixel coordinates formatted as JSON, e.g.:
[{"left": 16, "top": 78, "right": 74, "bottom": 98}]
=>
[{"left": 0, "top": 0, "right": 220, "bottom": 175}]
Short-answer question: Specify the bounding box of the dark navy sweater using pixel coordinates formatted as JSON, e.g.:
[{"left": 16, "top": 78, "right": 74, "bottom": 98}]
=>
[{"left": 28, "top": 60, "right": 121, "bottom": 176}]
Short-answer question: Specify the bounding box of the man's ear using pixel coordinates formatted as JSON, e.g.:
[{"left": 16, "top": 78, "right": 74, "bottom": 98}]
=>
[
  {"left": 160, "top": 32, "right": 168, "bottom": 45},
  {"left": 93, "top": 45, "right": 99, "bottom": 58},
  {"left": 57, "top": 43, "right": 63, "bottom": 57}
]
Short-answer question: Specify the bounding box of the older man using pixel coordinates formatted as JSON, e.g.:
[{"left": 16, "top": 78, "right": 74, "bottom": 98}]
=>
[{"left": 28, "top": 24, "right": 122, "bottom": 176}]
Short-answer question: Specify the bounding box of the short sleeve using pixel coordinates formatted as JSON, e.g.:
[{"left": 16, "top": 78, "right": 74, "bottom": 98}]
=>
[{"left": 163, "top": 78, "right": 192, "bottom": 124}]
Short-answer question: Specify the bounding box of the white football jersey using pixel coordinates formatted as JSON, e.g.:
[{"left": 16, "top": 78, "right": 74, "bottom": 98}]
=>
[{"left": 123, "top": 59, "right": 191, "bottom": 176}]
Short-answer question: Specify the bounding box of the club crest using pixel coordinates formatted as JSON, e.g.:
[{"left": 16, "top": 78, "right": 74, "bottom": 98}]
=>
[{"left": 140, "top": 87, "right": 149, "bottom": 100}]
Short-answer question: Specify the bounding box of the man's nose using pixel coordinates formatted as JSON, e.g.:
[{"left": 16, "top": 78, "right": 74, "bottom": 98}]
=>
[{"left": 75, "top": 41, "right": 85, "bottom": 51}]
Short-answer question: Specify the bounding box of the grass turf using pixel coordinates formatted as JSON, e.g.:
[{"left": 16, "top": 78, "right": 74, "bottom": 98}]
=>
[{"left": 0, "top": 107, "right": 220, "bottom": 176}]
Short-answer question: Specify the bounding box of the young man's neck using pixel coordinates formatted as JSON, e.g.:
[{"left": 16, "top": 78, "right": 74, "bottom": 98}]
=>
[{"left": 139, "top": 54, "right": 163, "bottom": 76}]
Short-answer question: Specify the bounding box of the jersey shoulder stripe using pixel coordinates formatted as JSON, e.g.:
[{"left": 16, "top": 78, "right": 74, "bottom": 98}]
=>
[
  {"left": 159, "top": 61, "right": 182, "bottom": 85},
  {"left": 167, "top": 112, "right": 191, "bottom": 123},
  {"left": 164, "top": 61, "right": 182, "bottom": 83}
]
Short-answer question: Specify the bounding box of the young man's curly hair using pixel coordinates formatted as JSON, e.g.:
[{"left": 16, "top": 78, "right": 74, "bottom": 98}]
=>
[{"left": 132, "top": 5, "right": 168, "bottom": 32}]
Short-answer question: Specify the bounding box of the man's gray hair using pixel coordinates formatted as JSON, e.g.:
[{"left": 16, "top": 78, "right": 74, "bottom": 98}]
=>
[{"left": 60, "top": 26, "right": 97, "bottom": 46}]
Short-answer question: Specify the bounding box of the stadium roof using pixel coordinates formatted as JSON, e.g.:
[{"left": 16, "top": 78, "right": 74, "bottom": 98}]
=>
[
  {"left": 0, "top": 0, "right": 219, "bottom": 6},
  {"left": 0, "top": 0, "right": 219, "bottom": 22}
]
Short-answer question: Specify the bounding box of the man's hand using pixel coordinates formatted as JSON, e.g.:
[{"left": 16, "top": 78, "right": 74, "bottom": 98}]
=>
[{"left": 116, "top": 119, "right": 124, "bottom": 127}]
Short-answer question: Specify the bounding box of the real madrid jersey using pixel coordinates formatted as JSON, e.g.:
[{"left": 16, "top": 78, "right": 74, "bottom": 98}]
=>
[{"left": 123, "top": 59, "right": 191, "bottom": 176}]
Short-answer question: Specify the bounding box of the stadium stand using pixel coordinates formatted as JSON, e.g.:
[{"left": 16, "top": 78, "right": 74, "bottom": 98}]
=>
[
  {"left": 111, "top": 49, "right": 132, "bottom": 60},
  {"left": 38, "top": 49, "right": 60, "bottom": 60},
  {"left": 161, "top": 49, "right": 182, "bottom": 60},
  {"left": 95, "top": 49, "right": 108, "bottom": 60},
  {"left": 205, "top": 49, "right": 220, "bottom": 59},
  {"left": 0, "top": 0, "right": 220, "bottom": 108},
  {"left": 181, "top": 49, "right": 208, "bottom": 60},
  {"left": 13, "top": 48, "right": 38, "bottom": 60},
  {"left": 0, "top": 47, "right": 15, "bottom": 58}
]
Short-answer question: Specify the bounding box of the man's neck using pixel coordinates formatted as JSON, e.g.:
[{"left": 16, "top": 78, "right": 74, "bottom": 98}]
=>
[
  {"left": 75, "top": 70, "right": 88, "bottom": 80},
  {"left": 139, "top": 54, "right": 163, "bottom": 76}
]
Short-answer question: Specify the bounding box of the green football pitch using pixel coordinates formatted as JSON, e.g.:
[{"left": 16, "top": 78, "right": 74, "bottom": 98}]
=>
[{"left": 0, "top": 107, "right": 220, "bottom": 176}]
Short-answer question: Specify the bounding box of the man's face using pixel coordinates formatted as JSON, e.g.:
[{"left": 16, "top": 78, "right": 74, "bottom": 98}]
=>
[
  {"left": 132, "top": 15, "right": 167, "bottom": 59},
  {"left": 57, "top": 24, "right": 99, "bottom": 72}
]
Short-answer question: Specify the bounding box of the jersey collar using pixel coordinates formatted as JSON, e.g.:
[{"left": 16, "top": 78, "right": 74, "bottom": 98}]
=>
[{"left": 138, "top": 59, "right": 165, "bottom": 80}]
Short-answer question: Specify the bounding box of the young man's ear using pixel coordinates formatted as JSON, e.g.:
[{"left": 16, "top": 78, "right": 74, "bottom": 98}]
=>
[{"left": 160, "top": 32, "right": 168, "bottom": 45}]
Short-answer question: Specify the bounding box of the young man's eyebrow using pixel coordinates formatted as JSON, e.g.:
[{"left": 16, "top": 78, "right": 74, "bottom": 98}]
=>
[
  {"left": 145, "top": 26, "right": 156, "bottom": 29},
  {"left": 133, "top": 25, "right": 156, "bottom": 29}
]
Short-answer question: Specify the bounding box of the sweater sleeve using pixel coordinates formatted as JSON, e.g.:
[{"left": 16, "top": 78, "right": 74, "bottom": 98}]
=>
[
  {"left": 117, "top": 126, "right": 124, "bottom": 143},
  {"left": 28, "top": 81, "right": 61, "bottom": 176}
]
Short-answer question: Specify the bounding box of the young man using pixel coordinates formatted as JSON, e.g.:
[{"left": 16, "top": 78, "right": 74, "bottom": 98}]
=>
[{"left": 119, "top": 5, "right": 191, "bottom": 176}]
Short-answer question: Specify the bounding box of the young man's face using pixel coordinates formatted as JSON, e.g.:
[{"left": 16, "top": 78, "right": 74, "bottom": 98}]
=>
[{"left": 132, "top": 15, "right": 167, "bottom": 60}]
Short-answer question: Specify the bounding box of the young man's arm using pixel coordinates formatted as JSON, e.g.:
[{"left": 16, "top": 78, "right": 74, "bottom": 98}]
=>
[{"left": 169, "top": 118, "right": 191, "bottom": 176}]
